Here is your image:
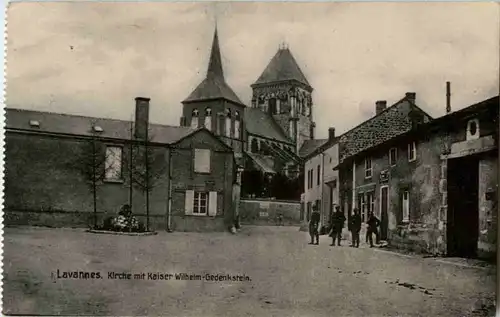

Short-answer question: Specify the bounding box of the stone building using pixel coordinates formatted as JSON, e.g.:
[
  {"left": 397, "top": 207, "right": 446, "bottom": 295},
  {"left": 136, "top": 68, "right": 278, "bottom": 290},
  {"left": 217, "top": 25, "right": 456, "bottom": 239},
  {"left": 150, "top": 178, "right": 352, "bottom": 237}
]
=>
[
  {"left": 335, "top": 92, "right": 433, "bottom": 224},
  {"left": 335, "top": 93, "right": 498, "bottom": 259},
  {"left": 5, "top": 97, "right": 237, "bottom": 232},
  {"left": 180, "top": 28, "right": 318, "bottom": 199}
]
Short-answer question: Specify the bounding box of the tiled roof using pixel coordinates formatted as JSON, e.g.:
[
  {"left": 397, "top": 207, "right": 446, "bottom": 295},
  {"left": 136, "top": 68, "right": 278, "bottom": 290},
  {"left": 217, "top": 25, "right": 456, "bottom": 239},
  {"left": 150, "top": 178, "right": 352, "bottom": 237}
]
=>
[
  {"left": 183, "top": 28, "right": 244, "bottom": 106},
  {"left": 299, "top": 139, "right": 328, "bottom": 158},
  {"left": 6, "top": 108, "right": 195, "bottom": 144},
  {"left": 244, "top": 107, "right": 290, "bottom": 143},
  {"left": 183, "top": 76, "right": 244, "bottom": 105},
  {"left": 338, "top": 96, "right": 432, "bottom": 163},
  {"left": 253, "top": 48, "right": 311, "bottom": 88}
]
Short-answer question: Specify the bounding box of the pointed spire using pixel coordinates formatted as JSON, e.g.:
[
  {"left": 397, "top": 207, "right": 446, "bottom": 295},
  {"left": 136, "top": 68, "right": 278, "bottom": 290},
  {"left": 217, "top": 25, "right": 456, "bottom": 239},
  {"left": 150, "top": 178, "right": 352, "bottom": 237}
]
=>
[
  {"left": 182, "top": 24, "right": 244, "bottom": 106},
  {"left": 207, "top": 27, "right": 224, "bottom": 80}
]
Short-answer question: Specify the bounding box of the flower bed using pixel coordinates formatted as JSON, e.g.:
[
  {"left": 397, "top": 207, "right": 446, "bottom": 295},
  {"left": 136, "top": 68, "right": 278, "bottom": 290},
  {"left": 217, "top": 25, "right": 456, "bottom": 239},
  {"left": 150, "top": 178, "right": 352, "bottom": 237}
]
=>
[
  {"left": 86, "top": 229, "right": 157, "bottom": 236},
  {"left": 89, "top": 204, "right": 155, "bottom": 235}
]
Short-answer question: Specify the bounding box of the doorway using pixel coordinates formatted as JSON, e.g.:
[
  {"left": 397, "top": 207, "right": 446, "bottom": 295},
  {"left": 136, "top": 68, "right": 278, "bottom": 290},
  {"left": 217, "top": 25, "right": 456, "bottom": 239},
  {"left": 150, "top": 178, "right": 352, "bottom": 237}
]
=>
[
  {"left": 447, "top": 156, "right": 480, "bottom": 258},
  {"left": 380, "top": 186, "right": 389, "bottom": 240}
]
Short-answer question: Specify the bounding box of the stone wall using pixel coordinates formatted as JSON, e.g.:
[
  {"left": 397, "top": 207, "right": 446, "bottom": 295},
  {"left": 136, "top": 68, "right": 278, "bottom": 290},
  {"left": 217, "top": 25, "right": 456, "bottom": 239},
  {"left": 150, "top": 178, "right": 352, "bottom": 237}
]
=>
[
  {"left": 478, "top": 154, "right": 497, "bottom": 258},
  {"left": 4, "top": 132, "right": 170, "bottom": 230},
  {"left": 239, "top": 199, "right": 301, "bottom": 226}
]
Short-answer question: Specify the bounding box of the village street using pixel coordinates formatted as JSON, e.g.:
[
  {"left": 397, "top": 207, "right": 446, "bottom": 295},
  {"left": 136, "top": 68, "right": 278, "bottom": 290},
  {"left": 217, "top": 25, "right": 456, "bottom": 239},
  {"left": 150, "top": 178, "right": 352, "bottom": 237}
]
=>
[{"left": 3, "top": 225, "right": 496, "bottom": 317}]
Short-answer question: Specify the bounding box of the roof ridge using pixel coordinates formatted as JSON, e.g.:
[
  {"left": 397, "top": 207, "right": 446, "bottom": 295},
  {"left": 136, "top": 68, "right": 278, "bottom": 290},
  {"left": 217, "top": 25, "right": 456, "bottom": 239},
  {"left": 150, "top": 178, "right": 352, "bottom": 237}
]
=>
[
  {"left": 5, "top": 107, "right": 192, "bottom": 130},
  {"left": 336, "top": 95, "right": 412, "bottom": 139}
]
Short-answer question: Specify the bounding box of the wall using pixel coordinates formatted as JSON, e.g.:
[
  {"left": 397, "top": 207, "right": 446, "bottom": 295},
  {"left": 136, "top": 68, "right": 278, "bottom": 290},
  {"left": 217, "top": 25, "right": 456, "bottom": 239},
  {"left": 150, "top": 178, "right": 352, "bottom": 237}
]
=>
[
  {"left": 169, "top": 129, "right": 235, "bottom": 232},
  {"left": 478, "top": 154, "right": 497, "bottom": 258},
  {"left": 304, "top": 152, "right": 322, "bottom": 224},
  {"left": 239, "top": 199, "right": 301, "bottom": 226},
  {"left": 320, "top": 143, "right": 339, "bottom": 226},
  {"left": 4, "top": 132, "right": 170, "bottom": 230}
]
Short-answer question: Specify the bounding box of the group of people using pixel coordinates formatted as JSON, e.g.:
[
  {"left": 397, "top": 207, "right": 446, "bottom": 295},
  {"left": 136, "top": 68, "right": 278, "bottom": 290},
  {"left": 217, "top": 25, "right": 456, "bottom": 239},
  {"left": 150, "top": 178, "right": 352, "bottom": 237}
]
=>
[{"left": 308, "top": 205, "right": 381, "bottom": 248}]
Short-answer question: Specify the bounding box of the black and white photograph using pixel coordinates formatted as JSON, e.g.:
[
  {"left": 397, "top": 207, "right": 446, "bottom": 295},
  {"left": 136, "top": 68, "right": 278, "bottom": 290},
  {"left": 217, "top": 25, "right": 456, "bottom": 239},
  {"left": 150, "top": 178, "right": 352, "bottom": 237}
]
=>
[{"left": 2, "top": 2, "right": 499, "bottom": 316}]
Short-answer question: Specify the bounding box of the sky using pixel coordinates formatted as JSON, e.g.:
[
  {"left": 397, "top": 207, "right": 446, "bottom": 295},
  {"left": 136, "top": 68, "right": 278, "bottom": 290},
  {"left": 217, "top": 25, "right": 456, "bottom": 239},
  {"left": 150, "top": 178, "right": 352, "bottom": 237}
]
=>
[{"left": 5, "top": 2, "right": 500, "bottom": 138}]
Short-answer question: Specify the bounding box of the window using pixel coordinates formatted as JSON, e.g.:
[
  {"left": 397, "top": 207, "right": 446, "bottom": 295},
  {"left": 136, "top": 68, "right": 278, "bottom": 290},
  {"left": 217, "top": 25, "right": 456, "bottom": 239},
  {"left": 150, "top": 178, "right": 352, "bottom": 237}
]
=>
[
  {"left": 193, "top": 192, "right": 208, "bottom": 215},
  {"left": 389, "top": 148, "right": 397, "bottom": 166},
  {"left": 250, "top": 138, "right": 259, "bottom": 153},
  {"left": 408, "top": 142, "right": 417, "bottom": 162},
  {"left": 365, "top": 157, "right": 372, "bottom": 178},
  {"left": 309, "top": 169, "right": 314, "bottom": 189},
  {"left": 29, "top": 120, "right": 40, "bottom": 127},
  {"left": 402, "top": 190, "right": 410, "bottom": 223},
  {"left": 307, "top": 169, "right": 311, "bottom": 189},
  {"left": 466, "top": 119, "right": 480, "bottom": 140},
  {"left": 234, "top": 111, "right": 241, "bottom": 139},
  {"left": 366, "top": 192, "right": 375, "bottom": 218},
  {"left": 317, "top": 165, "right": 321, "bottom": 186},
  {"left": 204, "top": 108, "right": 212, "bottom": 131},
  {"left": 194, "top": 149, "right": 211, "bottom": 173},
  {"left": 105, "top": 146, "right": 123, "bottom": 180},
  {"left": 225, "top": 109, "right": 231, "bottom": 137},
  {"left": 269, "top": 98, "right": 277, "bottom": 114},
  {"left": 289, "top": 121, "right": 295, "bottom": 140},
  {"left": 358, "top": 193, "right": 366, "bottom": 222},
  {"left": 185, "top": 191, "right": 217, "bottom": 216},
  {"left": 191, "top": 109, "right": 199, "bottom": 129}
]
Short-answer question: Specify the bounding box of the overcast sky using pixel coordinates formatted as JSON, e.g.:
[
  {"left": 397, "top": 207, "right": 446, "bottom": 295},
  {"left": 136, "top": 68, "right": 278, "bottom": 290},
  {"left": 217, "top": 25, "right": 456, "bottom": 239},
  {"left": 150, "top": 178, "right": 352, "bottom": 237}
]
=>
[{"left": 6, "top": 2, "right": 499, "bottom": 138}]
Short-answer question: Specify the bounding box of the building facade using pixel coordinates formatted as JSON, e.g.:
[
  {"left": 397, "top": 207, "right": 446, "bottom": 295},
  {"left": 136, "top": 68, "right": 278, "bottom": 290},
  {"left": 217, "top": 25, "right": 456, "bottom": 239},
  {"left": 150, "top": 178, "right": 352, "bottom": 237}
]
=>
[
  {"left": 5, "top": 98, "right": 237, "bottom": 232},
  {"left": 336, "top": 95, "right": 498, "bottom": 259},
  {"left": 303, "top": 128, "right": 339, "bottom": 230}
]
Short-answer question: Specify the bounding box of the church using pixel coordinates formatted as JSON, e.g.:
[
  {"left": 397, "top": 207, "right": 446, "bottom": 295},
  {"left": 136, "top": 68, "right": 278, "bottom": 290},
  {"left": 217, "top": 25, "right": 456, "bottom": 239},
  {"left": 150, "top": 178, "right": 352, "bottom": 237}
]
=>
[{"left": 180, "top": 28, "right": 322, "bottom": 200}]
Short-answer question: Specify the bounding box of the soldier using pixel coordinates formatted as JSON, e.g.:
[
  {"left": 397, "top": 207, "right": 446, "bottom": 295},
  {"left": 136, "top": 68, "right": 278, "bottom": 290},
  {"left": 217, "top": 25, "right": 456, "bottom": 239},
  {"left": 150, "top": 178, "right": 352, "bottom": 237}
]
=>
[
  {"left": 330, "top": 206, "right": 346, "bottom": 246},
  {"left": 366, "top": 212, "right": 381, "bottom": 248},
  {"left": 309, "top": 204, "right": 321, "bottom": 245},
  {"left": 349, "top": 208, "right": 362, "bottom": 248}
]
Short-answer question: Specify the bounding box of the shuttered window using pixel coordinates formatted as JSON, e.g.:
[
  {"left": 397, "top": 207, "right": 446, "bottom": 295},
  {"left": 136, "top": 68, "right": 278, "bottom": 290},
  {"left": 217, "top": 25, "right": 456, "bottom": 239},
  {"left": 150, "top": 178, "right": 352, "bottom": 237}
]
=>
[
  {"left": 185, "top": 190, "right": 217, "bottom": 217},
  {"left": 194, "top": 149, "right": 211, "bottom": 173}
]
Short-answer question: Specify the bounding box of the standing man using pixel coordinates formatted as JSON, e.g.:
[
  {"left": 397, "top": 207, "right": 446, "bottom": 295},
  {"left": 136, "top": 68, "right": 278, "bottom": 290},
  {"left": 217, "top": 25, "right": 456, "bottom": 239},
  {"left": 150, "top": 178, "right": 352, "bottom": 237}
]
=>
[
  {"left": 330, "top": 206, "right": 346, "bottom": 246},
  {"left": 366, "top": 212, "right": 381, "bottom": 248},
  {"left": 349, "top": 208, "right": 362, "bottom": 248},
  {"left": 309, "top": 204, "right": 321, "bottom": 245}
]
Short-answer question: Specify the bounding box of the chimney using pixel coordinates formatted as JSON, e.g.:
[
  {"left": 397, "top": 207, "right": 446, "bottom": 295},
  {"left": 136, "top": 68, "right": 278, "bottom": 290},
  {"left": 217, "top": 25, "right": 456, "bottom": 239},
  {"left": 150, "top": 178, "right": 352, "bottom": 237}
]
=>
[
  {"left": 375, "top": 100, "right": 387, "bottom": 115},
  {"left": 446, "top": 81, "right": 451, "bottom": 113},
  {"left": 134, "top": 97, "right": 150, "bottom": 139},
  {"left": 310, "top": 122, "right": 316, "bottom": 140},
  {"left": 328, "top": 127, "right": 336, "bottom": 141},
  {"left": 405, "top": 92, "right": 416, "bottom": 104}
]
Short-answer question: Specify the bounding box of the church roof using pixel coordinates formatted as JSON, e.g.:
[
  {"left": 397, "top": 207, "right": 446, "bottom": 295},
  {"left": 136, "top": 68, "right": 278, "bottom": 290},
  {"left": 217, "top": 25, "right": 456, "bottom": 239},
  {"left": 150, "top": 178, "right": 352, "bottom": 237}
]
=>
[
  {"left": 183, "top": 28, "right": 244, "bottom": 106},
  {"left": 253, "top": 48, "right": 311, "bottom": 88},
  {"left": 299, "top": 139, "right": 328, "bottom": 158},
  {"left": 244, "top": 108, "right": 290, "bottom": 143}
]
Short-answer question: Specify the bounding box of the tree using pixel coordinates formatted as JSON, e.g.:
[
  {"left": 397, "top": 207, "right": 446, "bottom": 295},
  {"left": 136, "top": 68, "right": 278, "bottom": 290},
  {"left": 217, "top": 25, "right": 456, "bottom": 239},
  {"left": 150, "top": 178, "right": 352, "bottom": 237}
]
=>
[
  {"left": 126, "top": 132, "right": 167, "bottom": 231},
  {"left": 73, "top": 130, "right": 112, "bottom": 229}
]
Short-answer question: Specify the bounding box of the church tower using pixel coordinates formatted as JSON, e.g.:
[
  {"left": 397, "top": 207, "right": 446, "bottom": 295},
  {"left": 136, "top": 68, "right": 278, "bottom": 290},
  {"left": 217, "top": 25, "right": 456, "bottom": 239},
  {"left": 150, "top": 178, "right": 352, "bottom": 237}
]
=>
[
  {"left": 251, "top": 46, "right": 315, "bottom": 153},
  {"left": 181, "top": 28, "right": 246, "bottom": 154}
]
